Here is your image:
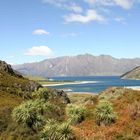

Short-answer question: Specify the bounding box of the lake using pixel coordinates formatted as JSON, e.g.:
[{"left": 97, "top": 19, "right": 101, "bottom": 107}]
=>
[{"left": 47, "top": 76, "right": 140, "bottom": 93}]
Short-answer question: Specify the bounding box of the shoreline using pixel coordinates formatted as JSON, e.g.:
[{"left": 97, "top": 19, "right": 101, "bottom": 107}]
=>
[
  {"left": 42, "top": 81, "right": 98, "bottom": 87},
  {"left": 126, "top": 86, "right": 140, "bottom": 91},
  {"left": 67, "top": 92, "right": 97, "bottom": 95}
]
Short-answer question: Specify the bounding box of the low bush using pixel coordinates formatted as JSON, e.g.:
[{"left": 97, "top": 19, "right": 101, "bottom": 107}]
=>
[
  {"left": 12, "top": 100, "right": 45, "bottom": 131},
  {"left": 41, "top": 119, "right": 75, "bottom": 140},
  {"left": 94, "top": 101, "right": 117, "bottom": 126},
  {"left": 66, "top": 104, "right": 86, "bottom": 125}
]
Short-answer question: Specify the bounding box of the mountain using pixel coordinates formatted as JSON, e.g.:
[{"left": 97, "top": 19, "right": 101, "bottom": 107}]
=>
[
  {"left": 13, "top": 54, "right": 140, "bottom": 77},
  {"left": 121, "top": 66, "right": 140, "bottom": 79}
]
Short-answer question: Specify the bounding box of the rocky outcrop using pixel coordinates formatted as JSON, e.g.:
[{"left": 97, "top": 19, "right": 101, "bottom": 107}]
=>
[
  {"left": 0, "top": 61, "right": 22, "bottom": 77},
  {"left": 0, "top": 60, "right": 42, "bottom": 97}
]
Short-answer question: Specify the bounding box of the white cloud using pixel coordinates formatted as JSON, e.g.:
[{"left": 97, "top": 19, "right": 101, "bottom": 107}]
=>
[
  {"left": 25, "top": 46, "right": 52, "bottom": 56},
  {"left": 114, "top": 17, "right": 126, "bottom": 24},
  {"left": 42, "top": 0, "right": 139, "bottom": 25},
  {"left": 114, "top": 0, "right": 134, "bottom": 9},
  {"left": 85, "top": 0, "right": 135, "bottom": 9},
  {"left": 64, "top": 10, "right": 105, "bottom": 23},
  {"left": 33, "top": 29, "right": 50, "bottom": 35},
  {"left": 70, "top": 3, "right": 83, "bottom": 13},
  {"left": 42, "top": 0, "right": 83, "bottom": 13}
]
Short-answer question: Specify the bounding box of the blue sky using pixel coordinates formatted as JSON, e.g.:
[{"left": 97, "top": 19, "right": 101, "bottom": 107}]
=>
[{"left": 0, "top": 0, "right": 140, "bottom": 64}]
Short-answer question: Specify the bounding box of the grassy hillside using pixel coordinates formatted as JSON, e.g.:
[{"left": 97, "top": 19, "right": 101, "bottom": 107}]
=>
[
  {"left": 0, "top": 61, "right": 140, "bottom": 140},
  {"left": 69, "top": 87, "right": 140, "bottom": 140},
  {"left": 0, "top": 61, "right": 70, "bottom": 139},
  {"left": 121, "top": 66, "right": 140, "bottom": 79}
]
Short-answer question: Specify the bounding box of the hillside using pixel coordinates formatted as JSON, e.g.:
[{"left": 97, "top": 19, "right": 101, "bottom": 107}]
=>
[
  {"left": 13, "top": 54, "right": 140, "bottom": 77},
  {"left": 0, "top": 60, "right": 70, "bottom": 139},
  {"left": 121, "top": 66, "right": 140, "bottom": 80},
  {"left": 0, "top": 60, "right": 140, "bottom": 140},
  {"left": 0, "top": 61, "right": 41, "bottom": 138}
]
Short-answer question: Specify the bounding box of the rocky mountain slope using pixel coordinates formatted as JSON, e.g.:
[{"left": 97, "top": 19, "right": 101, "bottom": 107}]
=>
[
  {"left": 0, "top": 60, "right": 41, "bottom": 97},
  {"left": 121, "top": 66, "right": 140, "bottom": 79},
  {"left": 13, "top": 54, "right": 140, "bottom": 77}
]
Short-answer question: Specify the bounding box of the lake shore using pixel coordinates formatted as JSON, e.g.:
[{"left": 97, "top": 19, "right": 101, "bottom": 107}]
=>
[
  {"left": 42, "top": 81, "right": 98, "bottom": 87},
  {"left": 126, "top": 86, "right": 140, "bottom": 91},
  {"left": 67, "top": 92, "right": 97, "bottom": 95}
]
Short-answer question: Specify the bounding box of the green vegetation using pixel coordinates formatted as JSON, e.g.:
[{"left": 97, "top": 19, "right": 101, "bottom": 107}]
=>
[
  {"left": 12, "top": 100, "right": 44, "bottom": 131},
  {"left": 0, "top": 61, "right": 140, "bottom": 140},
  {"left": 66, "top": 104, "right": 86, "bottom": 125},
  {"left": 94, "top": 101, "right": 117, "bottom": 126},
  {"left": 41, "top": 119, "right": 75, "bottom": 140},
  {"left": 25, "top": 75, "right": 48, "bottom": 81}
]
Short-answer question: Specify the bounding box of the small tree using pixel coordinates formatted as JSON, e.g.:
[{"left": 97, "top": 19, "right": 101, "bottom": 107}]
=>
[
  {"left": 94, "top": 101, "right": 117, "bottom": 126},
  {"left": 66, "top": 104, "right": 86, "bottom": 125}
]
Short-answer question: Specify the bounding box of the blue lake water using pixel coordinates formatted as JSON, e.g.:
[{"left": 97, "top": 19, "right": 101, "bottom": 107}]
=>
[{"left": 47, "top": 76, "right": 140, "bottom": 93}]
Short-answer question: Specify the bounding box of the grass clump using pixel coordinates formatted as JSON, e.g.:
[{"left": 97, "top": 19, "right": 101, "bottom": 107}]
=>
[
  {"left": 41, "top": 119, "right": 75, "bottom": 140},
  {"left": 12, "top": 100, "right": 45, "bottom": 131},
  {"left": 94, "top": 101, "right": 117, "bottom": 126},
  {"left": 31, "top": 88, "right": 50, "bottom": 100},
  {"left": 66, "top": 104, "right": 86, "bottom": 125}
]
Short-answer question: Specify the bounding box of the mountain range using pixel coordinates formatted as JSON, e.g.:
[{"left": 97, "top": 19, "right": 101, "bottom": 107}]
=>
[{"left": 13, "top": 54, "right": 140, "bottom": 77}]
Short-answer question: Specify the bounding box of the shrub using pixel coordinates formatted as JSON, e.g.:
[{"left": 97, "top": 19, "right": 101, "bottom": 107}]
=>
[
  {"left": 41, "top": 119, "right": 75, "bottom": 140},
  {"left": 40, "top": 119, "right": 58, "bottom": 140},
  {"left": 94, "top": 101, "right": 117, "bottom": 126},
  {"left": 58, "top": 122, "right": 75, "bottom": 140},
  {"left": 66, "top": 104, "right": 86, "bottom": 125},
  {"left": 32, "top": 88, "right": 49, "bottom": 100},
  {"left": 12, "top": 100, "right": 45, "bottom": 131}
]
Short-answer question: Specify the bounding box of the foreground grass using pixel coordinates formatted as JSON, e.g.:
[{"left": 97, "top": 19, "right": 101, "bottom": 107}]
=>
[{"left": 0, "top": 79, "right": 140, "bottom": 140}]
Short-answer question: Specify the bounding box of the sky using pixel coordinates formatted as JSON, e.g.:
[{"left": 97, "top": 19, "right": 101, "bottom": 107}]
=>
[{"left": 0, "top": 0, "right": 140, "bottom": 64}]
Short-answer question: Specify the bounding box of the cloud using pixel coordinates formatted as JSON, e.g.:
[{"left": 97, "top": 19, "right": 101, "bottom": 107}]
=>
[
  {"left": 64, "top": 10, "right": 105, "bottom": 23},
  {"left": 33, "top": 29, "right": 50, "bottom": 35},
  {"left": 70, "top": 3, "right": 83, "bottom": 13},
  {"left": 114, "top": 17, "right": 126, "bottom": 24},
  {"left": 114, "top": 0, "right": 134, "bottom": 9},
  {"left": 25, "top": 46, "right": 52, "bottom": 56},
  {"left": 42, "top": 0, "right": 83, "bottom": 13},
  {"left": 85, "top": 0, "right": 135, "bottom": 9},
  {"left": 42, "top": 0, "right": 138, "bottom": 25}
]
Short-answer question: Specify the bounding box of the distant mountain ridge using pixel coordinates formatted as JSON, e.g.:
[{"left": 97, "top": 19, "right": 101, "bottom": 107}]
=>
[
  {"left": 121, "top": 66, "right": 140, "bottom": 79},
  {"left": 13, "top": 54, "right": 140, "bottom": 77}
]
